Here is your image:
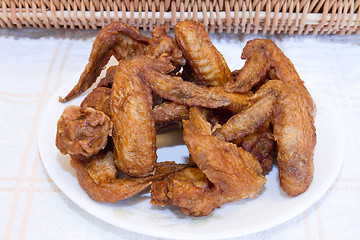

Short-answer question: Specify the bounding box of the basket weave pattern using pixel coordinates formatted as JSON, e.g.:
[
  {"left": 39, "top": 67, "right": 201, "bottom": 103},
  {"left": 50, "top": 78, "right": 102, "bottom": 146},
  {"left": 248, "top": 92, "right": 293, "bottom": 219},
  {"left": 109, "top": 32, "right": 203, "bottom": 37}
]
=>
[{"left": 1, "top": 0, "right": 359, "bottom": 34}]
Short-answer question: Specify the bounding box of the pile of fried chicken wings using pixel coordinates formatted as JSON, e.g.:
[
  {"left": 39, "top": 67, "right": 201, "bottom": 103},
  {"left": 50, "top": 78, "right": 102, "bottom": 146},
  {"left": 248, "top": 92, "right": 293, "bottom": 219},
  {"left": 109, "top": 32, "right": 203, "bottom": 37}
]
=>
[{"left": 55, "top": 20, "right": 316, "bottom": 217}]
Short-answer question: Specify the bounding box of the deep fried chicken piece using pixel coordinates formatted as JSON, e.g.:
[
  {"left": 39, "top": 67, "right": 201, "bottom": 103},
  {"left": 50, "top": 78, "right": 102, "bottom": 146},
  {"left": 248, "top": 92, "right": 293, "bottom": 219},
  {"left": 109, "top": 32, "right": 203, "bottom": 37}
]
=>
[
  {"left": 209, "top": 87, "right": 252, "bottom": 114},
  {"left": 214, "top": 80, "right": 281, "bottom": 141},
  {"left": 96, "top": 65, "right": 117, "bottom": 88},
  {"left": 225, "top": 51, "right": 270, "bottom": 93},
  {"left": 71, "top": 149, "right": 188, "bottom": 203},
  {"left": 80, "top": 85, "right": 189, "bottom": 129},
  {"left": 233, "top": 120, "right": 275, "bottom": 174},
  {"left": 174, "top": 20, "right": 232, "bottom": 87},
  {"left": 226, "top": 39, "right": 315, "bottom": 119},
  {"left": 216, "top": 79, "right": 316, "bottom": 196},
  {"left": 151, "top": 107, "right": 266, "bottom": 216},
  {"left": 80, "top": 87, "right": 112, "bottom": 116},
  {"left": 146, "top": 25, "right": 185, "bottom": 71},
  {"left": 56, "top": 105, "right": 112, "bottom": 158},
  {"left": 111, "top": 58, "right": 160, "bottom": 177},
  {"left": 143, "top": 66, "right": 230, "bottom": 108},
  {"left": 59, "top": 21, "right": 150, "bottom": 102},
  {"left": 111, "top": 56, "right": 228, "bottom": 177},
  {"left": 152, "top": 102, "right": 189, "bottom": 123}
]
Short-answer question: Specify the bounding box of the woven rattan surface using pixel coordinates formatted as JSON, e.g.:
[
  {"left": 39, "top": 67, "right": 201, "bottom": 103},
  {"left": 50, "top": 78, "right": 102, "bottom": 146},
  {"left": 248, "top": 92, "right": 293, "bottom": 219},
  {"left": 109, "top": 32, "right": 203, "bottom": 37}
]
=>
[{"left": 1, "top": 0, "right": 359, "bottom": 34}]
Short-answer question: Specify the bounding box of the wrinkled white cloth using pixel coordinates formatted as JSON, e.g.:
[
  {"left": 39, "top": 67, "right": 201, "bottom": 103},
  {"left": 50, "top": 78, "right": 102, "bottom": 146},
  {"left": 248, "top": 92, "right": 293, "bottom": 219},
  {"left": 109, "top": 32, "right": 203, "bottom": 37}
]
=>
[{"left": 0, "top": 28, "right": 359, "bottom": 240}]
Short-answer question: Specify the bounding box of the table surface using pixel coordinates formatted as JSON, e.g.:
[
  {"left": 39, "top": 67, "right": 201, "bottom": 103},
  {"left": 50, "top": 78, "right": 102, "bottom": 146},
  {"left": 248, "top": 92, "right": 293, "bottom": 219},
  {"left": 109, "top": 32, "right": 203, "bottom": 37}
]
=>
[{"left": 0, "top": 27, "right": 360, "bottom": 240}]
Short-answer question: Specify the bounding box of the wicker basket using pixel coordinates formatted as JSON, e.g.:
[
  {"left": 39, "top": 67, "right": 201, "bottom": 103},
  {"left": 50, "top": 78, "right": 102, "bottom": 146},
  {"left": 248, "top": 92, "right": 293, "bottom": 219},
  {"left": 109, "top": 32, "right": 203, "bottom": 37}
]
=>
[{"left": 1, "top": 0, "right": 359, "bottom": 35}]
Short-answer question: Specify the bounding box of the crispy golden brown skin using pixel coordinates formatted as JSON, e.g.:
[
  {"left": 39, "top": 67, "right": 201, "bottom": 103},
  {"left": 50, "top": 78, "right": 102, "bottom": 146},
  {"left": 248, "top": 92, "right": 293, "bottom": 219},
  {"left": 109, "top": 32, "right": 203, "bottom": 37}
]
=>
[
  {"left": 71, "top": 149, "right": 188, "bottom": 203},
  {"left": 214, "top": 80, "right": 281, "bottom": 141},
  {"left": 110, "top": 58, "right": 161, "bottom": 177},
  {"left": 216, "top": 78, "right": 316, "bottom": 196},
  {"left": 96, "top": 65, "right": 117, "bottom": 88},
  {"left": 274, "top": 83, "right": 316, "bottom": 196},
  {"left": 143, "top": 67, "right": 230, "bottom": 108},
  {"left": 233, "top": 120, "right": 275, "bottom": 174},
  {"left": 209, "top": 87, "right": 252, "bottom": 114},
  {"left": 59, "top": 21, "right": 150, "bottom": 102},
  {"left": 152, "top": 102, "right": 189, "bottom": 123},
  {"left": 55, "top": 105, "right": 113, "bottom": 158},
  {"left": 174, "top": 20, "right": 232, "bottom": 87},
  {"left": 225, "top": 50, "right": 270, "bottom": 93},
  {"left": 227, "top": 39, "right": 315, "bottom": 119},
  {"left": 151, "top": 107, "right": 266, "bottom": 216},
  {"left": 80, "top": 87, "right": 112, "bottom": 116},
  {"left": 146, "top": 25, "right": 185, "bottom": 70}
]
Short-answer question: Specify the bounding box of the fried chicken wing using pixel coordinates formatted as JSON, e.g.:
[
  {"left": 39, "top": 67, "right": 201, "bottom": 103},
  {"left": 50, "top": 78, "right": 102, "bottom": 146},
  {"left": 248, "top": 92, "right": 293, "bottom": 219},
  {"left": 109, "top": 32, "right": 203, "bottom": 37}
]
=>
[
  {"left": 174, "top": 20, "right": 232, "bottom": 86},
  {"left": 209, "top": 87, "right": 252, "bottom": 114},
  {"left": 225, "top": 50, "right": 270, "bottom": 93},
  {"left": 71, "top": 149, "right": 188, "bottom": 203},
  {"left": 80, "top": 87, "right": 112, "bottom": 116},
  {"left": 146, "top": 25, "right": 185, "bottom": 70},
  {"left": 152, "top": 102, "right": 189, "bottom": 123},
  {"left": 56, "top": 105, "right": 113, "bottom": 158},
  {"left": 143, "top": 68, "right": 230, "bottom": 108},
  {"left": 151, "top": 107, "right": 266, "bottom": 216},
  {"left": 226, "top": 39, "right": 315, "bottom": 119},
  {"left": 59, "top": 22, "right": 150, "bottom": 102},
  {"left": 111, "top": 59, "right": 159, "bottom": 177},
  {"left": 216, "top": 79, "right": 316, "bottom": 196},
  {"left": 233, "top": 120, "right": 275, "bottom": 174},
  {"left": 96, "top": 65, "right": 117, "bottom": 88},
  {"left": 214, "top": 80, "right": 281, "bottom": 141}
]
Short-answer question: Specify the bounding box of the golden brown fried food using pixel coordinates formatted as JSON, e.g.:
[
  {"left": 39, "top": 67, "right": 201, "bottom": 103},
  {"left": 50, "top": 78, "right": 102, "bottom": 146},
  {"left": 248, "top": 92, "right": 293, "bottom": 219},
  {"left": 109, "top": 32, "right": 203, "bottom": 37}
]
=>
[
  {"left": 152, "top": 102, "right": 189, "bottom": 123},
  {"left": 71, "top": 149, "right": 189, "bottom": 203},
  {"left": 151, "top": 107, "right": 266, "bottom": 216},
  {"left": 151, "top": 167, "right": 218, "bottom": 216},
  {"left": 80, "top": 87, "right": 112, "bottom": 116},
  {"left": 227, "top": 39, "right": 315, "bottom": 119},
  {"left": 216, "top": 79, "right": 316, "bottom": 196},
  {"left": 274, "top": 83, "right": 316, "bottom": 196},
  {"left": 146, "top": 25, "right": 185, "bottom": 70},
  {"left": 111, "top": 58, "right": 160, "bottom": 177},
  {"left": 214, "top": 80, "right": 281, "bottom": 141},
  {"left": 209, "top": 87, "right": 252, "bottom": 114},
  {"left": 143, "top": 67, "right": 230, "bottom": 108},
  {"left": 174, "top": 20, "right": 232, "bottom": 86},
  {"left": 59, "top": 22, "right": 150, "bottom": 102},
  {"left": 225, "top": 50, "right": 270, "bottom": 93},
  {"left": 233, "top": 120, "right": 275, "bottom": 174},
  {"left": 96, "top": 65, "right": 117, "bottom": 88},
  {"left": 56, "top": 105, "right": 113, "bottom": 158}
]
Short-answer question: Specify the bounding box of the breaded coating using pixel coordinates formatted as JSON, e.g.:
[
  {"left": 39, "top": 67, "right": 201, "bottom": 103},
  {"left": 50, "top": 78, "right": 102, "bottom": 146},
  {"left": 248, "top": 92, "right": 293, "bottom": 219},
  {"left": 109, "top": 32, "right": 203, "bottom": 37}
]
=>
[
  {"left": 56, "top": 106, "right": 112, "bottom": 158},
  {"left": 71, "top": 149, "right": 188, "bottom": 203},
  {"left": 174, "top": 20, "right": 232, "bottom": 86},
  {"left": 59, "top": 21, "right": 150, "bottom": 102}
]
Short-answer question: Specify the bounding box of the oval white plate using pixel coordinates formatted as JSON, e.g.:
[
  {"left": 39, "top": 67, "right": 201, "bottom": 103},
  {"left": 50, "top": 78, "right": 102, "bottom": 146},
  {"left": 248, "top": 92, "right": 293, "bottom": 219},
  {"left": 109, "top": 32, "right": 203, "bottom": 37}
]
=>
[{"left": 38, "top": 42, "right": 344, "bottom": 239}]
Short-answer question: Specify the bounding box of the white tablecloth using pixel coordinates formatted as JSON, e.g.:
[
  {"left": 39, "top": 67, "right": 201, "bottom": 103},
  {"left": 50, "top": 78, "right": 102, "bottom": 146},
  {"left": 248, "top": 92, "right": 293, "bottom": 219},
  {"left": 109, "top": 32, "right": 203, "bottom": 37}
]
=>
[{"left": 0, "top": 27, "right": 359, "bottom": 240}]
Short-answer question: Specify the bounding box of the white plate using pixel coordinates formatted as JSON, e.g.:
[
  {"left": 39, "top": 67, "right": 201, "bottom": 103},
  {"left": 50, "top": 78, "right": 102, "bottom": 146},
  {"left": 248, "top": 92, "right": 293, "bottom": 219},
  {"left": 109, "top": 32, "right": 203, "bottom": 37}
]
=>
[{"left": 38, "top": 42, "right": 344, "bottom": 239}]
